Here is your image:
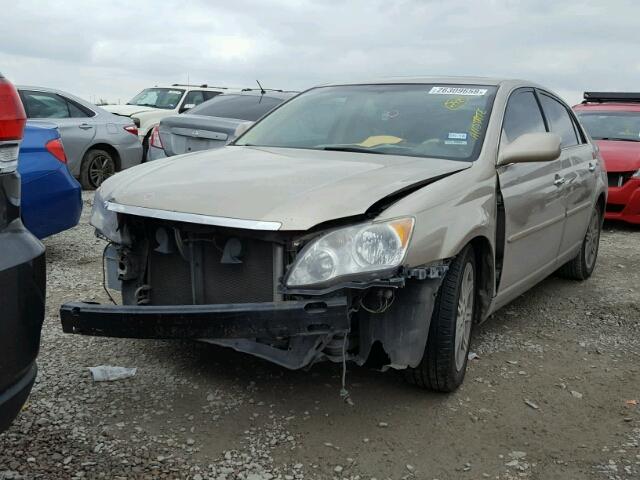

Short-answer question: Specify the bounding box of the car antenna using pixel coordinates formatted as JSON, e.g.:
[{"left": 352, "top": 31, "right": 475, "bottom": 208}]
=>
[{"left": 256, "top": 80, "right": 266, "bottom": 95}]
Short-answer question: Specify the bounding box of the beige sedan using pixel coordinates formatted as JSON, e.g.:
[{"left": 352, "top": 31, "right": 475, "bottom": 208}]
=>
[{"left": 61, "top": 77, "right": 607, "bottom": 391}]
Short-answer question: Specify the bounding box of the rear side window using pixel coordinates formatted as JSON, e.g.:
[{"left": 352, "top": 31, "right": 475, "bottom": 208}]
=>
[
  {"left": 502, "top": 90, "right": 546, "bottom": 144},
  {"left": 538, "top": 94, "right": 579, "bottom": 148},
  {"left": 188, "top": 95, "right": 285, "bottom": 121}
]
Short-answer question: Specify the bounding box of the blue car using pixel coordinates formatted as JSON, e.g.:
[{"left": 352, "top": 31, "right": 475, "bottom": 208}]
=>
[{"left": 19, "top": 122, "right": 82, "bottom": 239}]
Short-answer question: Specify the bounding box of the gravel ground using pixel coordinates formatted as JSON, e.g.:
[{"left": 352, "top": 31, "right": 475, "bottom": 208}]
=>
[{"left": 1, "top": 191, "right": 639, "bottom": 480}]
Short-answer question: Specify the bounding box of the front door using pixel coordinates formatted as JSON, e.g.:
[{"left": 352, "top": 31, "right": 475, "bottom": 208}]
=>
[{"left": 497, "top": 88, "right": 566, "bottom": 297}]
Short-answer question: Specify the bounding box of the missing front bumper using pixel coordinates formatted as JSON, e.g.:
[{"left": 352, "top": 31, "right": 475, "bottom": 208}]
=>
[{"left": 60, "top": 297, "right": 349, "bottom": 340}]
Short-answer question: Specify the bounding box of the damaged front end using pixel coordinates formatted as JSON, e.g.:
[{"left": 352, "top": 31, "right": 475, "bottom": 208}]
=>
[{"left": 60, "top": 194, "right": 448, "bottom": 371}]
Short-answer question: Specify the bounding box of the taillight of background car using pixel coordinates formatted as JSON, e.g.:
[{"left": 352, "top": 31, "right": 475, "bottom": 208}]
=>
[
  {"left": 123, "top": 125, "right": 138, "bottom": 137},
  {"left": 45, "top": 138, "right": 67, "bottom": 164},
  {"left": 0, "top": 75, "right": 27, "bottom": 173},
  {"left": 149, "top": 125, "right": 163, "bottom": 149}
]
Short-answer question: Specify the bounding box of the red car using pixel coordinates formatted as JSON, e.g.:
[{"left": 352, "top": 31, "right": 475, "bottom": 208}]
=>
[{"left": 574, "top": 92, "right": 640, "bottom": 224}]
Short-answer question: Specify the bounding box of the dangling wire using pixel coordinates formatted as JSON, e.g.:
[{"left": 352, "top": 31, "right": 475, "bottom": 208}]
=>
[{"left": 339, "top": 333, "right": 354, "bottom": 406}]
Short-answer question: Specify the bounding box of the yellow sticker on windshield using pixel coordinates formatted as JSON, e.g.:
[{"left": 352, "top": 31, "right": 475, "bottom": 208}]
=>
[
  {"left": 358, "top": 135, "right": 403, "bottom": 147},
  {"left": 444, "top": 97, "right": 467, "bottom": 110},
  {"left": 469, "top": 108, "right": 486, "bottom": 140}
]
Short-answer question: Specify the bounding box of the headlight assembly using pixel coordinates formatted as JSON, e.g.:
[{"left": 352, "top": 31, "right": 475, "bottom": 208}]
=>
[{"left": 285, "top": 217, "right": 414, "bottom": 288}]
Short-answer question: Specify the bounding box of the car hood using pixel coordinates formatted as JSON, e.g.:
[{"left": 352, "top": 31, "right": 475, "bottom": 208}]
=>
[
  {"left": 102, "top": 104, "right": 158, "bottom": 117},
  {"left": 100, "top": 146, "right": 469, "bottom": 231},
  {"left": 596, "top": 140, "right": 640, "bottom": 172}
]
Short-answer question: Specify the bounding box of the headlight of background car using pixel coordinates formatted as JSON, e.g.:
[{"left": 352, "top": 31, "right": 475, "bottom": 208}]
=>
[
  {"left": 286, "top": 217, "right": 414, "bottom": 287},
  {"left": 90, "top": 190, "right": 129, "bottom": 245}
]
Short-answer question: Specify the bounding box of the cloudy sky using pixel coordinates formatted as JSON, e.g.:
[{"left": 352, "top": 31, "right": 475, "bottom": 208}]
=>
[{"left": 1, "top": 0, "right": 638, "bottom": 105}]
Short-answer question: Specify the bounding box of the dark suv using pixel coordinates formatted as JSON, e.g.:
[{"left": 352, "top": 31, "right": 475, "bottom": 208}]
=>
[{"left": 0, "top": 73, "right": 46, "bottom": 432}]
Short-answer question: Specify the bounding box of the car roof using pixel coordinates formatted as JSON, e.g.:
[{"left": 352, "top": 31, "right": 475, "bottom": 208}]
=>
[
  {"left": 156, "top": 84, "right": 246, "bottom": 92},
  {"left": 322, "top": 75, "right": 533, "bottom": 88},
  {"left": 17, "top": 85, "right": 97, "bottom": 108},
  {"left": 223, "top": 90, "right": 298, "bottom": 100},
  {"left": 574, "top": 102, "right": 640, "bottom": 112}
]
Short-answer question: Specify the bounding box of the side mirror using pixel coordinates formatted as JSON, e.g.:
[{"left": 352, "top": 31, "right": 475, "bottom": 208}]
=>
[{"left": 497, "top": 132, "right": 561, "bottom": 166}]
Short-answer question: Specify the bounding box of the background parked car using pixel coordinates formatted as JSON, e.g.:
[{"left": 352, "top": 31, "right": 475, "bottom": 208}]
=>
[
  {"left": 0, "top": 73, "right": 45, "bottom": 433},
  {"left": 574, "top": 92, "right": 640, "bottom": 224},
  {"left": 103, "top": 84, "right": 244, "bottom": 157},
  {"left": 17, "top": 86, "right": 143, "bottom": 189},
  {"left": 20, "top": 122, "right": 82, "bottom": 238},
  {"left": 147, "top": 89, "right": 297, "bottom": 160}
]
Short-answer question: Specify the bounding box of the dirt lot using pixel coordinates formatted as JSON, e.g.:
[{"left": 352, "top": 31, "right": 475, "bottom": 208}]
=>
[{"left": 1, "top": 192, "right": 639, "bottom": 480}]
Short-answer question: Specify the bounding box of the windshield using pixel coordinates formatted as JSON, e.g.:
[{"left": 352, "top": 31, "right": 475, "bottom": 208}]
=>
[
  {"left": 188, "top": 94, "right": 287, "bottom": 121},
  {"left": 576, "top": 111, "right": 640, "bottom": 142},
  {"left": 235, "top": 84, "right": 497, "bottom": 161},
  {"left": 127, "top": 88, "right": 185, "bottom": 110}
]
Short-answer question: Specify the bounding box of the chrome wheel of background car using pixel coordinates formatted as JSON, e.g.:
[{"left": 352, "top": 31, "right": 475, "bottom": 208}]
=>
[
  {"left": 454, "top": 261, "right": 474, "bottom": 371},
  {"left": 88, "top": 154, "right": 115, "bottom": 188},
  {"left": 584, "top": 207, "right": 600, "bottom": 271}
]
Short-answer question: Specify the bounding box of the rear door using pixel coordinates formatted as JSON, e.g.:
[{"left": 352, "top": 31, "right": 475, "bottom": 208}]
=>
[
  {"left": 497, "top": 88, "right": 566, "bottom": 295},
  {"left": 20, "top": 90, "right": 96, "bottom": 170},
  {"left": 537, "top": 92, "right": 596, "bottom": 257}
]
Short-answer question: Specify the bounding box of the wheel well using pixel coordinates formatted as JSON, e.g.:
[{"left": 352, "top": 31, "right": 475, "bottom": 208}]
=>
[
  {"left": 596, "top": 192, "right": 606, "bottom": 215},
  {"left": 469, "top": 236, "right": 494, "bottom": 323},
  {"left": 85, "top": 143, "right": 121, "bottom": 171}
]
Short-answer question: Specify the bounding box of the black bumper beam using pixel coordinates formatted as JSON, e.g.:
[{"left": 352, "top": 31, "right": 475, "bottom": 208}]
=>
[{"left": 60, "top": 298, "right": 349, "bottom": 340}]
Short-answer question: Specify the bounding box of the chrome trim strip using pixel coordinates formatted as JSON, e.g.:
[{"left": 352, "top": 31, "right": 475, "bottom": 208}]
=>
[
  {"left": 566, "top": 201, "right": 591, "bottom": 218},
  {"left": 507, "top": 213, "right": 565, "bottom": 243},
  {"left": 106, "top": 202, "right": 281, "bottom": 231}
]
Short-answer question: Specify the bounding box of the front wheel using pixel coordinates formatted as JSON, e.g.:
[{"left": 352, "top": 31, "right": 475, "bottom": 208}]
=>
[
  {"left": 557, "top": 203, "right": 602, "bottom": 280},
  {"left": 80, "top": 149, "right": 116, "bottom": 190},
  {"left": 404, "top": 245, "right": 477, "bottom": 392}
]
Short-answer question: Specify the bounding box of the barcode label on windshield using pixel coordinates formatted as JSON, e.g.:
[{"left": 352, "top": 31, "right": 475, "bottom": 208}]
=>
[{"left": 429, "top": 87, "right": 488, "bottom": 96}]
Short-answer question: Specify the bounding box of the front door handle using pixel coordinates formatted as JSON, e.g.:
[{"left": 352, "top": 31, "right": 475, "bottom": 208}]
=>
[
  {"left": 79, "top": 123, "right": 93, "bottom": 130},
  {"left": 553, "top": 176, "right": 566, "bottom": 187},
  {"left": 588, "top": 162, "right": 597, "bottom": 172}
]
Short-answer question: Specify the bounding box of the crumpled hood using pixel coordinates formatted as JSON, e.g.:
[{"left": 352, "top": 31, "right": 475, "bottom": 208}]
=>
[
  {"left": 102, "top": 104, "right": 158, "bottom": 117},
  {"left": 596, "top": 140, "right": 640, "bottom": 172},
  {"left": 100, "top": 146, "right": 469, "bottom": 230}
]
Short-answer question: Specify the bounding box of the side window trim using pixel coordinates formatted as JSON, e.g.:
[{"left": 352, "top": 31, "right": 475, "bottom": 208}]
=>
[{"left": 535, "top": 89, "right": 581, "bottom": 149}]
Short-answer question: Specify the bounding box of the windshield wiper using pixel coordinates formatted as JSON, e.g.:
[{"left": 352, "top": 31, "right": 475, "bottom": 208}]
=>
[
  {"left": 318, "top": 145, "right": 384, "bottom": 154},
  {"left": 598, "top": 137, "right": 640, "bottom": 142}
]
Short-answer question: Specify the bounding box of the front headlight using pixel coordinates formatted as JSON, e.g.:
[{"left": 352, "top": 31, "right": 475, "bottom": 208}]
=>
[
  {"left": 90, "top": 190, "right": 129, "bottom": 245},
  {"left": 286, "top": 217, "right": 414, "bottom": 288}
]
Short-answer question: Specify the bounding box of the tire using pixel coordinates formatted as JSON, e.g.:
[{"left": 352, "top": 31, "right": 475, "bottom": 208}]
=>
[
  {"left": 404, "top": 245, "right": 477, "bottom": 392},
  {"left": 80, "top": 149, "right": 116, "bottom": 190},
  {"left": 557, "top": 203, "right": 602, "bottom": 281}
]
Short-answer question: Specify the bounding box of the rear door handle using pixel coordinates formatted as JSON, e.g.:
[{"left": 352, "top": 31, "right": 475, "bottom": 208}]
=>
[
  {"left": 553, "top": 176, "right": 566, "bottom": 187},
  {"left": 79, "top": 123, "right": 94, "bottom": 130},
  {"left": 588, "top": 162, "right": 597, "bottom": 172}
]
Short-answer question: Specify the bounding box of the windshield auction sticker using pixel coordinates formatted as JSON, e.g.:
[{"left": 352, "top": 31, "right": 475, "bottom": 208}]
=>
[{"left": 429, "top": 87, "right": 488, "bottom": 96}]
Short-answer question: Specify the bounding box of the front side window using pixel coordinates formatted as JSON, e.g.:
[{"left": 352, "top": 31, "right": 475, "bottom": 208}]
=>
[
  {"left": 538, "top": 94, "right": 579, "bottom": 148},
  {"left": 235, "top": 84, "right": 497, "bottom": 162},
  {"left": 127, "top": 88, "right": 185, "bottom": 109},
  {"left": 501, "top": 90, "right": 546, "bottom": 144},
  {"left": 575, "top": 111, "right": 640, "bottom": 142},
  {"left": 189, "top": 94, "right": 286, "bottom": 121},
  {"left": 182, "top": 90, "right": 207, "bottom": 111},
  {"left": 21, "top": 90, "right": 70, "bottom": 118}
]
